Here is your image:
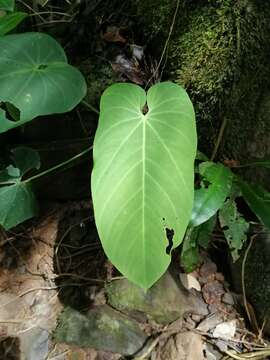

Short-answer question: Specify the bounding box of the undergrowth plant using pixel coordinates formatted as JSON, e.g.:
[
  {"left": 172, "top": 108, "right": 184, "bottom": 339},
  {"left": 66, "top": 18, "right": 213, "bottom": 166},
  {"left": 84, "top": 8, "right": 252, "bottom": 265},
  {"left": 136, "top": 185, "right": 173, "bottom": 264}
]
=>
[
  {"left": 0, "top": 0, "right": 269, "bottom": 289},
  {"left": 0, "top": 0, "right": 86, "bottom": 227}
]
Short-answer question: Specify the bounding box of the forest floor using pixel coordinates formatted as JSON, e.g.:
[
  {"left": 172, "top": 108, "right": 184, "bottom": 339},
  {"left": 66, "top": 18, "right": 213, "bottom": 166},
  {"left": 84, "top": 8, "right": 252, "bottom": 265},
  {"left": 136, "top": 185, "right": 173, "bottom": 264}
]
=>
[{"left": 0, "top": 201, "right": 269, "bottom": 360}]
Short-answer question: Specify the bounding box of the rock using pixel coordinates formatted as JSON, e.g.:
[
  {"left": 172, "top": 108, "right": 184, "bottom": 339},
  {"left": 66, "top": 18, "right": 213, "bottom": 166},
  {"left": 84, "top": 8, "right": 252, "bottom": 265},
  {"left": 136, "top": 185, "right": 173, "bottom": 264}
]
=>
[
  {"left": 106, "top": 271, "right": 208, "bottom": 324},
  {"left": 222, "top": 293, "right": 234, "bottom": 306},
  {"left": 154, "top": 332, "right": 205, "bottom": 360},
  {"left": 54, "top": 305, "right": 147, "bottom": 356},
  {"left": 135, "top": 0, "right": 270, "bottom": 190},
  {"left": 20, "top": 327, "right": 49, "bottom": 360},
  {"left": 196, "top": 313, "right": 224, "bottom": 333}
]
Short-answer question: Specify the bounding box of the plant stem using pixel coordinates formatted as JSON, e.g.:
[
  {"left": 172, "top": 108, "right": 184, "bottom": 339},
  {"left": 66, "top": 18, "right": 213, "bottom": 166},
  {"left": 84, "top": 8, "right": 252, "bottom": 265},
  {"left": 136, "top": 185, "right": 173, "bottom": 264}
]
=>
[
  {"left": 210, "top": 116, "right": 227, "bottom": 161},
  {"left": 81, "top": 100, "right": 99, "bottom": 114},
  {"left": 24, "top": 145, "right": 93, "bottom": 183}
]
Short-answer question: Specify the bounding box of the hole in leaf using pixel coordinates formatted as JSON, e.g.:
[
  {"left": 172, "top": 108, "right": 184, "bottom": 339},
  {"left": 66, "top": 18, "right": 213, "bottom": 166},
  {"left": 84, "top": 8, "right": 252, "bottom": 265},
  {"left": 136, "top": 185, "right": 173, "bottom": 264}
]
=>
[
  {"left": 0, "top": 102, "right": 20, "bottom": 122},
  {"left": 165, "top": 227, "right": 174, "bottom": 255},
  {"left": 142, "top": 103, "right": 148, "bottom": 115},
  {"left": 37, "top": 64, "right": 48, "bottom": 70},
  {"left": 202, "top": 179, "right": 211, "bottom": 189},
  {"left": 222, "top": 225, "right": 229, "bottom": 231}
]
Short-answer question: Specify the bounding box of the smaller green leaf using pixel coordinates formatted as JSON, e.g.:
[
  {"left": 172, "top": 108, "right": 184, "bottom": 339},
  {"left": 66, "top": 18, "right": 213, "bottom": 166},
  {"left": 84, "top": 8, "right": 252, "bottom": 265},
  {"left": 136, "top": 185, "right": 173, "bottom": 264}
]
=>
[
  {"left": 0, "top": 182, "right": 38, "bottom": 229},
  {"left": 190, "top": 162, "right": 233, "bottom": 227},
  {"left": 197, "top": 215, "right": 217, "bottom": 249},
  {"left": 219, "top": 199, "right": 249, "bottom": 261},
  {"left": 181, "top": 227, "right": 200, "bottom": 273},
  {"left": 0, "top": 165, "right": 20, "bottom": 184},
  {"left": 0, "top": 0, "right": 14, "bottom": 11},
  {"left": 0, "top": 108, "right": 7, "bottom": 122},
  {"left": 11, "top": 147, "right": 40, "bottom": 177},
  {"left": 239, "top": 180, "right": 270, "bottom": 230},
  {"left": 0, "top": 12, "right": 27, "bottom": 35},
  {"left": 196, "top": 150, "right": 209, "bottom": 162}
]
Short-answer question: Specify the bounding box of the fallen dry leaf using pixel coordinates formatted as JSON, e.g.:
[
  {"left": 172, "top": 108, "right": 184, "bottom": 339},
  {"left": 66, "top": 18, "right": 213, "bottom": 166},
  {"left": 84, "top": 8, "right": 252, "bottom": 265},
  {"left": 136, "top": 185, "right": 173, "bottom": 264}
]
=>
[{"left": 101, "top": 26, "right": 127, "bottom": 43}]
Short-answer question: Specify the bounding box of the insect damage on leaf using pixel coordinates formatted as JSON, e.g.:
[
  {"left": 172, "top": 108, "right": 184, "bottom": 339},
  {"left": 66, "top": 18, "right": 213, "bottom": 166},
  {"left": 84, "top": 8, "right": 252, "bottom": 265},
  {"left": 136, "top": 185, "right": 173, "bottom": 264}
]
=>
[
  {"left": 142, "top": 103, "right": 149, "bottom": 115},
  {"left": 165, "top": 228, "right": 174, "bottom": 254}
]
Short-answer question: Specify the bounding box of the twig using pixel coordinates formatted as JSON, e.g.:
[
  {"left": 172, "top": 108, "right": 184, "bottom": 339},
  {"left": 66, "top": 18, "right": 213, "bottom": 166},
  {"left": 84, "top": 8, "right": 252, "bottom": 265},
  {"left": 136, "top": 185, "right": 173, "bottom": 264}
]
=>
[
  {"left": 81, "top": 100, "right": 100, "bottom": 114},
  {"left": 241, "top": 235, "right": 258, "bottom": 330},
  {"left": 146, "top": 0, "right": 180, "bottom": 87},
  {"left": 134, "top": 336, "right": 161, "bottom": 360},
  {"left": 210, "top": 116, "right": 227, "bottom": 161}
]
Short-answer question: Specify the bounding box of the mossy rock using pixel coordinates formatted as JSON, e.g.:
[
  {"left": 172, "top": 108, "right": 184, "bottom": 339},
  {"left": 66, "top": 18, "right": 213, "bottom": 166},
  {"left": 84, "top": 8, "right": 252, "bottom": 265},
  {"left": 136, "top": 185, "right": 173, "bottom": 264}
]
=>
[
  {"left": 135, "top": 0, "right": 270, "bottom": 173},
  {"left": 106, "top": 272, "right": 208, "bottom": 324},
  {"left": 54, "top": 305, "right": 147, "bottom": 356}
]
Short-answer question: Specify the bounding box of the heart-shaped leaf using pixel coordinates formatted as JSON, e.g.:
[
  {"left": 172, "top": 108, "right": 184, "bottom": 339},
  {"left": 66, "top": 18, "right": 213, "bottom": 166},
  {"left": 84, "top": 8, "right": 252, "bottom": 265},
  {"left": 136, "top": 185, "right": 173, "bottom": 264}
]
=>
[
  {"left": 91, "top": 82, "right": 197, "bottom": 288},
  {"left": 0, "top": 147, "right": 40, "bottom": 229},
  {"left": 0, "top": 0, "right": 14, "bottom": 11},
  {"left": 0, "top": 32, "right": 87, "bottom": 133},
  {"left": 0, "top": 12, "right": 27, "bottom": 36},
  {"left": 191, "top": 162, "right": 233, "bottom": 227},
  {"left": 0, "top": 182, "right": 38, "bottom": 229}
]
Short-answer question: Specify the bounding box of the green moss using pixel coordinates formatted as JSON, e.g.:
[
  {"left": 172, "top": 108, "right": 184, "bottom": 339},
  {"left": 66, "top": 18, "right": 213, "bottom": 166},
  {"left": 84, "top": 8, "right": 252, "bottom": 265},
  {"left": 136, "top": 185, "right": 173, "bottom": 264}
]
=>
[
  {"left": 135, "top": 0, "right": 270, "bottom": 159},
  {"left": 80, "top": 58, "right": 117, "bottom": 108}
]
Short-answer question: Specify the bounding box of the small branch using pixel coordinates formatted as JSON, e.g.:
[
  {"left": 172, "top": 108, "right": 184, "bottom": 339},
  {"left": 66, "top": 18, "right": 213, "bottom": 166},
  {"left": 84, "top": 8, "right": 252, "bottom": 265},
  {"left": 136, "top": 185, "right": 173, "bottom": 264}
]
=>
[
  {"left": 210, "top": 116, "right": 227, "bottom": 161},
  {"left": 24, "top": 145, "right": 92, "bottom": 183},
  {"left": 146, "top": 0, "right": 180, "bottom": 87},
  {"left": 82, "top": 100, "right": 99, "bottom": 114}
]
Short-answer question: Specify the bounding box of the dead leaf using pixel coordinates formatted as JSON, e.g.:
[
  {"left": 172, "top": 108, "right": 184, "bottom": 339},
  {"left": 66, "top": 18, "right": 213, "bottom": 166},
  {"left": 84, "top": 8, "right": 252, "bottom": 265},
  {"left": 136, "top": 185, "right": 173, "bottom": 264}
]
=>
[{"left": 101, "top": 26, "right": 127, "bottom": 43}]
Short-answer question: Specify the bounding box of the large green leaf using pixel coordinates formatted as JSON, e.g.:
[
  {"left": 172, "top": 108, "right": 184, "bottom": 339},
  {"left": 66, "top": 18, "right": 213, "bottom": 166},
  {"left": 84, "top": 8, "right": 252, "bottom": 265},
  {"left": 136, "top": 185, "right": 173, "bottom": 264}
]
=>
[
  {"left": 219, "top": 199, "right": 249, "bottom": 261},
  {"left": 91, "top": 82, "right": 197, "bottom": 288},
  {"left": 0, "top": 0, "right": 14, "bottom": 11},
  {"left": 0, "top": 12, "right": 27, "bottom": 35},
  {"left": 239, "top": 180, "right": 270, "bottom": 230},
  {"left": 190, "top": 162, "right": 233, "bottom": 227},
  {"left": 0, "top": 32, "right": 87, "bottom": 133}
]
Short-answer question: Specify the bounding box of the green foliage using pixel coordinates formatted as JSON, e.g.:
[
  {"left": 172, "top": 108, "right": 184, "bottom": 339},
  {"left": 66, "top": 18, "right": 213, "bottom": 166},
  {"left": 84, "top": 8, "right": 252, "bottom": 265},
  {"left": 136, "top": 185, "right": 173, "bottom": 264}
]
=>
[
  {"left": 239, "top": 180, "right": 270, "bottom": 230},
  {"left": 181, "top": 161, "right": 270, "bottom": 271},
  {"left": 0, "top": 147, "right": 40, "bottom": 229},
  {"left": 190, "top": 162, "right": 233, "bottom": 226},
  {"left": 181, "top": 216, "right": 216, "bottom": 272},
  {"left": 0, "top": 12, "right": 27, "bottom": 35},
  {"left": 0, "top": 0, "right": 14, "bottom": 11},
  {"left": 219, "top": 198, "right": 249, "bottom": 261},
  {"left": 181, "top": 227, "right": 200, "bottom": 273},
  {"left": 0, "top": 32, "right": 86, "bottom": 133},
  {"left": 136, "top": 0, "right": 270, "bottom": 163},
  {"left": 91, "top": 82, "right": 197, "bottom": 288},
  {"left": 197, "top": 215, "right": 217, "bottom": 250}
]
